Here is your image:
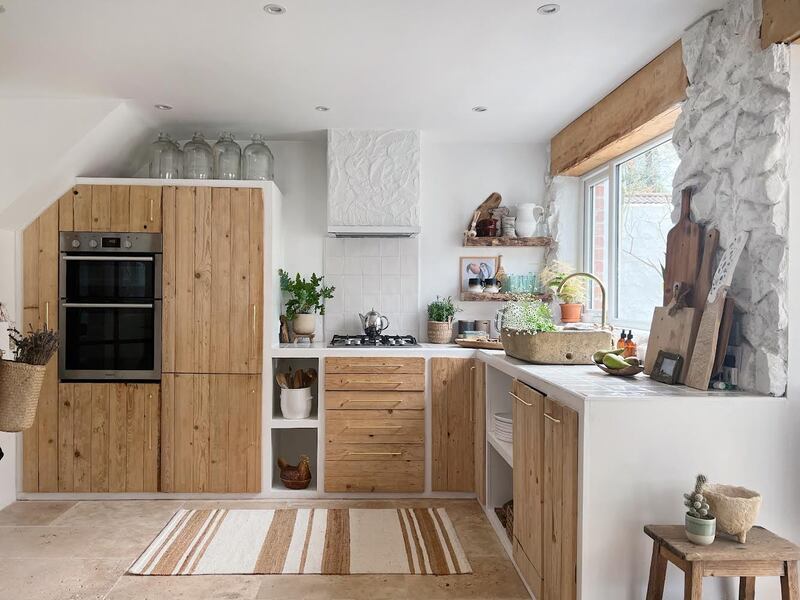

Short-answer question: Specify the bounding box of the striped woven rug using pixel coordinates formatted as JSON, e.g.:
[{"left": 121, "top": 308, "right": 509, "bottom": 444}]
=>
[{"left": 129, "top": 507, "right": 472, "bottom": 576}]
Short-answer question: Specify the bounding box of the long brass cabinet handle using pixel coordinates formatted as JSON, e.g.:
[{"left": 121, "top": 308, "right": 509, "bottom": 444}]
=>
[
  {"left": 344, "top": 399, "right": 401, "bottom": 404},
  {"left": 544, "top": 413, "right": 561, "bottom": 424},
  {"left": 347, "top": 451, "right": 402, "bottom": 456},
  {"left": 509, "top": 391, "right": 532, "bottom": 406},
  {"left": 469, "top": 365, "right": 475, "bottom": 423},
  {"left": 252, "top": 304, "right": 257, "bottom": 333},
  {"left": 346, "top": 425, "right": 402, "bottom": 430},
  {"left": 149, "top": 197, "right": 154, "bottom": 222}
]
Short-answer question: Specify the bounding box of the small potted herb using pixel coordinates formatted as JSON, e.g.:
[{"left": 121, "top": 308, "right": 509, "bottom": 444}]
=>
[
  {"left": 0, "top": 325, "right": 59, "bottom": 432},
  {"left": 427, "top": 296, "right": 461, "bottom": 344},
  {"left": 540, "top": 260, "right": 586, "bottom": 323},
  {"left": 684, "top": 474, "right": 716, "bottom": 545},
  {"left": 279, "top": 269, "right": 335, "bottom": 337}
]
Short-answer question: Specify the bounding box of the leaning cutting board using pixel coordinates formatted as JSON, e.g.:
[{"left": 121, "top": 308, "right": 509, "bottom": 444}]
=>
[
  {"left": 644, "top": 287, "right": 701, "bottom": 384},
  {"left": 693, "top": 228, "right": 720, "bottom": 310},
  {"left": 685, "top": 232, "right": 749, "bottom": 390},
  {"left": 663, "top": 189, "right": 704, "bottom": 306}
]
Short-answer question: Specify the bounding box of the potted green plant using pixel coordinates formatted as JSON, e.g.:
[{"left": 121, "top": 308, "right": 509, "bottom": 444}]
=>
[
  {"left": 427, "top": 296, "right": 461, "bottom": 344},
  {"left": 278, "top": 269, "right": 335, "bottom": 337},
  {"left": 684, "top": 474, "right": 716, "bottom": 545},
  {"left": 540, "top": 260, "right": 586, "bottom": 323}
]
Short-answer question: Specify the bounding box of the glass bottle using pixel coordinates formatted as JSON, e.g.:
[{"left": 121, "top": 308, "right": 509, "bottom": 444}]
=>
[
  {"left": 624, "top": 332, "right": 637, "bottom": 358},
  {"left": 617, "top": 330, "right": 627, "bottom": 350},
  {"left": 148, "top": 132, "right": 180, "bottom": 179},
  {"left": 242, "top": 134, "right": 274, "bottom": 181},
  {"left": 213, "top": 132, "right": 242, "bottom": 179},
  {"left": 182, "top": 132, "right": 213, "bottom": 179}
]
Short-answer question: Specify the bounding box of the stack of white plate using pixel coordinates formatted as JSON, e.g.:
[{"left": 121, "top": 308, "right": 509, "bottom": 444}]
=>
[{"left": 494, "top": 412, "right": 513, "bottom": 443}]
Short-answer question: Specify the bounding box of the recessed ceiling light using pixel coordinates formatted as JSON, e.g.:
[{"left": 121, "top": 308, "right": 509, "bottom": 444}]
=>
[
  {"left": 315, "top": 105, "right": 330, "bottom": 112},
  {"left": 537, "top": 3, "right": 560, "bottom": 15},
  {"left": 263, "top": 4, "right": 286, "bottom": 15},
  {"left": 472, "top": 106, "right": 488, "bottom": 113},
  {"left": 154, "top": 104, "right": 173, "bottom": 111}
]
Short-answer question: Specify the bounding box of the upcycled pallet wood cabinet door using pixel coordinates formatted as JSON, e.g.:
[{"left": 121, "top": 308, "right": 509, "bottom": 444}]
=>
[
  {"left": 511, "top": 379, "right": 545, "bottom": 589},
  {"left": 160, "top": 373, "right": 261, "bottom": 493},
  {"left": 58, "top": 185, "right": 163, "bottom": 232},
  {"left": 431, "top": 357, "right": 475, "bottom": 492},
  {"left": 57, "top": 383, "right": 160, "bottom": 492},
  {"left": 161, "top": 187, "right": 264, "bottom": 374},
  {"left": 324, "top": 357, "right": 425, "bottom": 493},
  {"left": 21, "top": 203, "right": 60, "bottom": 492},
  {"left": 543, "top": 396, "right": 579, "bottom": 600}
]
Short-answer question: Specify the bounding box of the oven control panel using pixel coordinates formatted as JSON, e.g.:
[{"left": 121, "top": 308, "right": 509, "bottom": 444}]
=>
[{"left": 59, "top": 232, "right": 162, "bottom": 253}]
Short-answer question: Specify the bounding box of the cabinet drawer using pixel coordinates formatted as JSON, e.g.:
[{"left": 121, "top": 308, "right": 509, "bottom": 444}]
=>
[
  {"left": 326, "top": 391, "right": 424, "bottom": 410},
  {"left": 513, "top": 538, "right": 543, "bottom": 600},
  {"left": 327, "top": 442, "right": 424, "bottom": 462},
  {"left": 325, "top": 373, "right": 424, "bottom": 391},
  {"left": 325, "top": 460, "right": 424, "bottom": 493},
  {"left": 325, "top": 357, "right": 424, "bottom": 374},
  {"left": 326, "top": 412, "right": 424, "bottom": 444}
]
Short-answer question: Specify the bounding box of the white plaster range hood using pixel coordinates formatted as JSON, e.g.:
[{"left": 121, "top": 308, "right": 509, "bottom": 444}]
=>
[{"left": 327, "top": 129, "right": 421, "bottom": 237}]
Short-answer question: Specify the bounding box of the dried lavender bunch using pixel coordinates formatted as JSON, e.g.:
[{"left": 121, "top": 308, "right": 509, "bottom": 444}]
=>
[
  {"left": 683, "top": 474, "right": 712, "bottom": 519},
  {"left": 9, "top": 325, "right": 59, "bottom": 366}
]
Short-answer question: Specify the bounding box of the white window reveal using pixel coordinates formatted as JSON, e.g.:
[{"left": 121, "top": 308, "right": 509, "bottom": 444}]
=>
[{"left": 582, "top": 135, "right": 680, "bottom": 330}]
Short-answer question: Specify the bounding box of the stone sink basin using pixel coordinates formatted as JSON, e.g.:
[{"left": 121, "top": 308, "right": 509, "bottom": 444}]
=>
[{"left": 500, "top": 328, "right": 615, "bottom": 365}]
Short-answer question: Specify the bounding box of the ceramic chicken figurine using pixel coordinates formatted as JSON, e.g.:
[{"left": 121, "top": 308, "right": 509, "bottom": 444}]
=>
[{"left": 277, "top": 455, "right": 312, "bottom": 488}]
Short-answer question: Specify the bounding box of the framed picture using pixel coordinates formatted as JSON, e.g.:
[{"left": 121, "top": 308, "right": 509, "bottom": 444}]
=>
[{"left": 459, "top": 256, "right": 500, "bottom": 292}]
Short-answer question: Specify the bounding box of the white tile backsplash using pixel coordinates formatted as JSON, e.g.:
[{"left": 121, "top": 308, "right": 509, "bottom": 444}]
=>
[{"left": 324, "top": 237, "right": 420, "bottom": 337}]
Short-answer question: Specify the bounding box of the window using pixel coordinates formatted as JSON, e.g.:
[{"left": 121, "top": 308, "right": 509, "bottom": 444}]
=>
[{"left": 583, "top": 136, "right": 679, "bottom": 329}]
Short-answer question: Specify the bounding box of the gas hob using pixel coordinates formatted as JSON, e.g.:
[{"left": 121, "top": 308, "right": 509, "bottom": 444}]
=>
[{"left": 329, "top": 334, "right": 420, "bottom": 348}]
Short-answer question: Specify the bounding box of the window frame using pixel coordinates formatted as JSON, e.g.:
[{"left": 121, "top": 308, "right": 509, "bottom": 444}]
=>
[{"left": 580, "top": 132, "right": 675, "bottom": 331}]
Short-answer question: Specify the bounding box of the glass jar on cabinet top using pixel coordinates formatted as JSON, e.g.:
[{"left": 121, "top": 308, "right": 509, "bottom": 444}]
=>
[
  {"left": 242, "top": 134, "right": 274, "bottom": 181},
  {"left": 182, "top": 132, "right": 213, "bottom": 179},
  {"left": 213, "top": 132, "right": 242, "bottom": 179},
  {"left": 148, "top": 132, "right": 180, "bottom": 179}
]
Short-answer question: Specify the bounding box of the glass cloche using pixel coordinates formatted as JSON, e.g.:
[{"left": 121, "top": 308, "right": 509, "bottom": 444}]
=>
[
  {"left": 242, "top": 134, "right": 274, "bottom": 181},
  {"left": 182, "top": 132, "right": 213, "bottom": 179},
  {"left": 148, "top": 132, "right": 180, "bottom": 179},
  {"left": 213, "top": 132, "right": 242, "bottom": 180}
]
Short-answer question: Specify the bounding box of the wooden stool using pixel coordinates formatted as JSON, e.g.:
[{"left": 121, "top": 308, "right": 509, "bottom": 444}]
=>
[{"left": 644, "top": 525, "right": 800, "bottom": 600}]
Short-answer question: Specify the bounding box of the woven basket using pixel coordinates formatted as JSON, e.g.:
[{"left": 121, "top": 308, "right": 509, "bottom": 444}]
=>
[
  {"left": 0, "top": 360, "right": 46, "bottom": 432},
  {"left": 428, "top": 320, "right": 453, "bottom": 344},
  {"left": 504, "top": 500, "right": 514, "bottom": 541}
]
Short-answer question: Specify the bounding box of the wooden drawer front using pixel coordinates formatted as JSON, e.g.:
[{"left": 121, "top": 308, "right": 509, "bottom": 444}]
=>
[
  {"left": 325, "top": 373, "right": 424, "bottom": 391},
  {"left": 326, "top": 412, "right": 423, "bottom": 444},
  {"left": 325, "top": 391, "right": 424, "bottom": 410},
  {"left": 513, "top": 538, "right": 543, "bottom": 600},
  {"left": 325, "top": 460, "right": 423, "bottom": 493},
  {"left": 325, "top": 357, "right": 424, "bottom": 374},
  {"left": 327, "top": 442, "right": 424, "bottom": 462}
]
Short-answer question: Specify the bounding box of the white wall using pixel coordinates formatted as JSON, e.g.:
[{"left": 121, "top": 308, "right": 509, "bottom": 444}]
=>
[
  {"left": 0, "top": 229, "right": 18, "bottom": 509},
  {"left": 789, "top": 46, "right": 800, "bottom": 400},
  {"left": 419, "top": 140, "right": 550, "bottom": 337}
]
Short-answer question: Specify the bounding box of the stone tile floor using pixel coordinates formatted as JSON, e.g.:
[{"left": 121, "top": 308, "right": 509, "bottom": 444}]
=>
[{"left": 0, "top": 499, "right": 529, "bottom": 600}]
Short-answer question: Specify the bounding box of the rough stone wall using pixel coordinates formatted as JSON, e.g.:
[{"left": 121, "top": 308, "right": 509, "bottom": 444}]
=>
[{"left": 673, "top": 0, "right": 790, "bottom": 395}]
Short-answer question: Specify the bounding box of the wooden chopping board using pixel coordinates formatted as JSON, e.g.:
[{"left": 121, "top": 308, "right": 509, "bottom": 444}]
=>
[
  {"left": 663, "top": 189, "right": 704, "bottom": 306},
  {"left": 455, "top": 338, "right": 504, "bottom": 350},
  {"left": 685, "top": 232, "right": 749, "bottom": 391},
  {"left": 644, "top": 290, "right": 701, "bottom": 384}
]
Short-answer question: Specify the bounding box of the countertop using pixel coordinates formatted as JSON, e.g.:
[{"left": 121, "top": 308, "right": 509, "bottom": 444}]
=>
[{"left": 270, "top": 342, "right": 475, "bottom": 357}]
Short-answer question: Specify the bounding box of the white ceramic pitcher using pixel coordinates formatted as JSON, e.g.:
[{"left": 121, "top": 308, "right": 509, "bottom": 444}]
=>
[{"left": 515, "top": 203, "right": 545, "bottom": 237}]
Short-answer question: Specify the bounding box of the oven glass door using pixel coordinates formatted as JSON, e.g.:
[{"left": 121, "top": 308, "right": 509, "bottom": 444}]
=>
[
  {"left": 63, "top": 255, "right": 156, "bottom": 301},
  {"left": 61, "top": 302, "right": 160, "bottom": 379}
]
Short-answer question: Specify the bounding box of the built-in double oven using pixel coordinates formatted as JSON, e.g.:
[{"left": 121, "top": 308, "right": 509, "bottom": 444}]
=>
[{"left": 59, "top": 232, "right": 162, "bottom": 381}]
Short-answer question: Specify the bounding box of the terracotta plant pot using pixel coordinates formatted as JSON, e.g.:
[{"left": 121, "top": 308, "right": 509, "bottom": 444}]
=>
[
  {"left": 703, "top": 484, "right": 762, "bottom": 543},
  {"left": 428, "top": 320, "right": 453, "bottom": 344},
  {"left": 292, "top": 313, "right": 316, "bottom": 336},
  {"left": 559, "top": 303, "right": 583, "bottom": 323}
]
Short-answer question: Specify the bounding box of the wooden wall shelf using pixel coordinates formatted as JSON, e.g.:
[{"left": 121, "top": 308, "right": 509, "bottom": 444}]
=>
[
  {"left": 463, "top": 236, "right": 553, "bottom": 247},
  {"left": 461, "top": 292, "right": 551, "bottom": 302}
]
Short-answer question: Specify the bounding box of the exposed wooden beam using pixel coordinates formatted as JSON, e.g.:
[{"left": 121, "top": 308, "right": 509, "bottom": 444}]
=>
[
  {"left": 550, "top": 41, "right": 688, "bottom": 177},
  {"left": 762, "top": 0, "right": 800, "bottom": 48}
]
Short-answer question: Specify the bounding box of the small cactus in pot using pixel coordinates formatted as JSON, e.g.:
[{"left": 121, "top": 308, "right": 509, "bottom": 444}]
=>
[{"left": 684, "top": 474, "right": 716, "bottom": 545}]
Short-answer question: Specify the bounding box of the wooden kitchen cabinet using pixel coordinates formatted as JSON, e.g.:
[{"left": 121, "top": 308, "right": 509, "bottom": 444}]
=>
[
  {"left": 324, "top": 357, "right": 424, "bottom": 493},
  {"left": 431, "top": 357, "right": 475, "bottom": 492},
  {"left": 543, "top": 396, "right": 579, "bottom": 600},
  {"left": 21, "top": 203, "right": 59, "bottom": 492},
  {"left": 161, "top": 187, "right": 264, "bottom": 375},
  {"left": 58, "top": 184, "right": 163, "bottom": 232},
  {"left": 511, "top": 379, "right": 545, "bottom": 594},
  {"left": 474, "top": 360, "right": 486, "bottom": 505},
  {"left": 160, "top": 373, "right": 261, "bottom": 493},
  {"left": 57, "top": 383, "right": 160, "bottom": 492}
]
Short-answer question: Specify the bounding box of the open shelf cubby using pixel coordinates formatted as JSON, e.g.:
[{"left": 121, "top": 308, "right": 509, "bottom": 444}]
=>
[
  {"left": 271, "top": 428, "right": 318, "bottom": 493},
  {"left": 271, "top": 357, "right": 320, "bottom": 425}
]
